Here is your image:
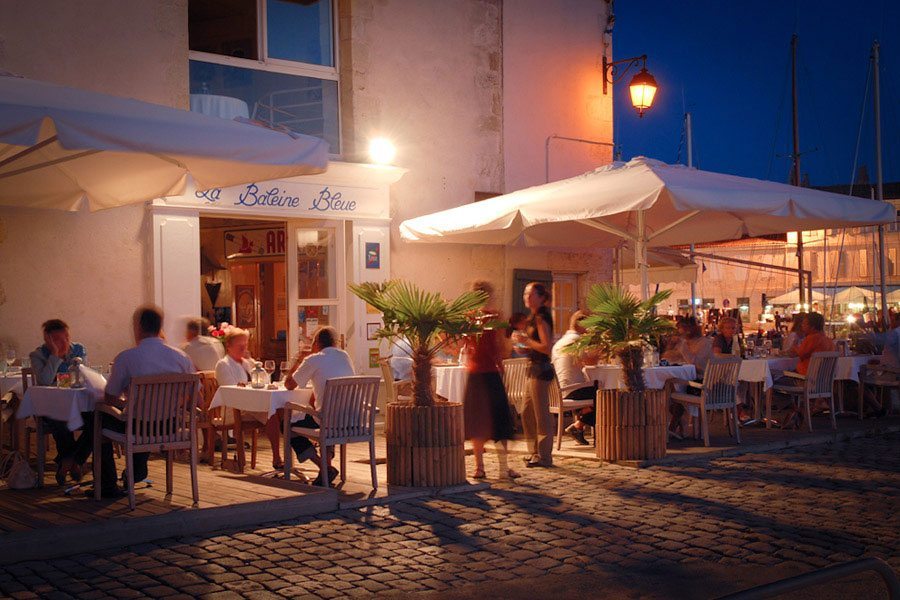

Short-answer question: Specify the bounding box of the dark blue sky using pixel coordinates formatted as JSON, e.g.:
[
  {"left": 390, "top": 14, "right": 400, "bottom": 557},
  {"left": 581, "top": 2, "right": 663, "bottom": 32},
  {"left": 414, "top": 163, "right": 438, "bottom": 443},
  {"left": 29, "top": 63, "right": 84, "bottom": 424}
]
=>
[{"left": 614, "top": 0, "right": 899, "bottom": 186}]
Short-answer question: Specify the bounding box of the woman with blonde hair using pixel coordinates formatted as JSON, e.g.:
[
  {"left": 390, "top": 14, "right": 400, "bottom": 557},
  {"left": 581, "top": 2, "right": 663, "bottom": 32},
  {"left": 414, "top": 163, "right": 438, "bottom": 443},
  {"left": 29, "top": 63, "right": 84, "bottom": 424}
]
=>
[
  {"left": 462, "top": 280, "right": 518, "bottom": 479},
  {"left": 215, "top": 328, "right": 285, "bottom": 469}
]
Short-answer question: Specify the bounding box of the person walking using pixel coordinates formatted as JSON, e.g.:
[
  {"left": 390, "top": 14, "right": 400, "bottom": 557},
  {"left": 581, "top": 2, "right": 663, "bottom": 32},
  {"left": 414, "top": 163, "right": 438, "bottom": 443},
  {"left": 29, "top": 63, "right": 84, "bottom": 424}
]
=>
[
  {"left": 516, "top": 282, "right": 555, "bottom": 468},
  {"left": 462, "top": 281, "right": 518, "bottom": 480}
]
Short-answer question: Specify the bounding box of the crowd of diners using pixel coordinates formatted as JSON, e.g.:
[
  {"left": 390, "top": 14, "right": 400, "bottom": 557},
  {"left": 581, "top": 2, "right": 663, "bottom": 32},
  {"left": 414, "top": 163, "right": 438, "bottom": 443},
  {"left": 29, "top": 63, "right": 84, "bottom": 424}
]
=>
[{"left": 27, "top": 306, "right": 352, "bottom": 498}]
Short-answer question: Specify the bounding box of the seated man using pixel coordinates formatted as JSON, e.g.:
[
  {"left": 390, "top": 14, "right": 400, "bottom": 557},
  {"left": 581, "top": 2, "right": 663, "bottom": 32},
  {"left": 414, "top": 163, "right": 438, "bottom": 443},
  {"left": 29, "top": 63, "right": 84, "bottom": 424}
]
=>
[
  {"left": 92, "top": 305, "right": 194, "bottom": 498},
  {"left": 284, "top": 327, "right": 354, "bottom": 484},
  {"left": 550, "top": 311, "right": 598, "bottom": 445},
  {"left": 712, "top": 317, "right": 740, "bottom": 357},
  {"left": 181, "top": 317, "right": 224, "bottom": 371},
  {"left": 777, "top": 312, "right": 835, "bottom": 428},
  {"left": 29, "top": 319, "right": 90, "bottom": 485}
]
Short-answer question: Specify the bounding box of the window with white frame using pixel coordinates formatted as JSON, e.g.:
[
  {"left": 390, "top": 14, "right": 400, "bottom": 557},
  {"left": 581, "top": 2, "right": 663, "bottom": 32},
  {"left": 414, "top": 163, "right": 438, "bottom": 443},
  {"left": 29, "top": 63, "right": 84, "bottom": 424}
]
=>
[{"left": 188, "top": 0, "right": 340, "bottom": 153}]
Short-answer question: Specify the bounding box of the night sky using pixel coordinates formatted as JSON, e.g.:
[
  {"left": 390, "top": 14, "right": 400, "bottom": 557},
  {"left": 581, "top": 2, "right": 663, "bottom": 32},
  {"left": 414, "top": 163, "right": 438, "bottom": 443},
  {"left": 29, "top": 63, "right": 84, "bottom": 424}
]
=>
[{"left": 613, "top": 0, "right": 899, "bottom": 187}]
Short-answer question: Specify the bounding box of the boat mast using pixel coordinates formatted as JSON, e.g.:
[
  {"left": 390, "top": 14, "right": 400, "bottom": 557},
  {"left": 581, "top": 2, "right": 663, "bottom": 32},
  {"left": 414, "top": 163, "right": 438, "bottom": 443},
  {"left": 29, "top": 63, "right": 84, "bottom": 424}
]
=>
[
  {"left": 791, "top": 34, "right": 807, "bottom": 309},
  {"left": 873, "top": 41, "right": 889, "bottom": 328}
]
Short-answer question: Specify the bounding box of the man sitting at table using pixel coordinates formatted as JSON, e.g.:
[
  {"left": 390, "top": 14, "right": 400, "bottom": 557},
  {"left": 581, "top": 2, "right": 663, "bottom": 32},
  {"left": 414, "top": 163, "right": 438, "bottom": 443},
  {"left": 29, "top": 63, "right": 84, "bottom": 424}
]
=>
[
  {"left": 284, "top": 327, "right": 354, "bottom": 484},
  {"left": 777, "top": 312, "right": 835, "bottom": 428},
  {"left": 551, "top": 311, "right": 598, "bottom": 446},
  {"left": 712, "top": 317, "right": 740, "bottom": 357},
  {"left": 29, "top": 318, "right": 90, "bottom": 486},
  {"left": 182, "top": 317, "right": 224, "bottom": 371},
  {"left": 91, "top": 305, "right": 194, "bottom": 498}
]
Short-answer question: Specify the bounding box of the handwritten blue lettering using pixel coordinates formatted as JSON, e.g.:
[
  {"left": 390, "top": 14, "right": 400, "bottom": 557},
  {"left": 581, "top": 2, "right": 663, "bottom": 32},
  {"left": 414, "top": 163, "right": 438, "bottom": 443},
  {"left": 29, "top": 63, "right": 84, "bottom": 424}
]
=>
[
  {"left": 309, "top": 187, "right": 357, "bottom": 212},
  {"left": 235, "top": 184, "right": 301, "bottom": 208},
  {"left": 195, "top": 188, "right": 221, "bottom": 202}
]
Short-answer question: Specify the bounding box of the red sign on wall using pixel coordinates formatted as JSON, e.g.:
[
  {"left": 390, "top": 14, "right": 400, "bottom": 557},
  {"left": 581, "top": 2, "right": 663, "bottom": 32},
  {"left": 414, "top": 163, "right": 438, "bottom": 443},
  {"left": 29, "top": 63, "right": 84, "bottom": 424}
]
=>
[{"left": 225, "top": 228, "right": 286, "bottom": 258}]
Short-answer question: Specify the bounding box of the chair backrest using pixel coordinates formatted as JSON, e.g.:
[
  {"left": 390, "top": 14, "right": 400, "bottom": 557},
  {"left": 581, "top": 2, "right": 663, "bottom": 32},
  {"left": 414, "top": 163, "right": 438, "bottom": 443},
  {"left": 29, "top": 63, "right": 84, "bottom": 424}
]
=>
[
  {"left": 805, "top": 352, "right": 840, "bottom": 399},
  {"left": 547, "top": 373, "right": 564, "bottom": 410},
  {"left": 20, "top": 367, "right": 36, "bottom": 393},
  {"left": 197, "top": 370, "right": 219, "bottom": 412},
  {"left": 318, "top": 375, "right": 381, "bottom": 440},
  {"left": 502, "top": 358, "right": 530, "bottom": 413},
  {"left": 860, "top": 362, "right": 900, "bottom": 385},
  {"left": 124, "top": 373, "right": 200, "bottom": 446},
  {"left": 701, "top": 357, "right": 742, "bottom": 409},
  {"left": 378, "top": 358, "right": 400, "bottom": 404}
]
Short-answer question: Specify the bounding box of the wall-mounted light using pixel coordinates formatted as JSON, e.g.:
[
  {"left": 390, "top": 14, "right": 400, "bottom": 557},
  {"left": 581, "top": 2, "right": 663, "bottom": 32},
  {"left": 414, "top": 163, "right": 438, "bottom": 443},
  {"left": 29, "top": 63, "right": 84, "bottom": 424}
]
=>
[
  {"left": 602, "top": 54, "right": 658, "bottom": 117},
  {"left": 368, "top": 137, "right": 396, "bottom": 165}
]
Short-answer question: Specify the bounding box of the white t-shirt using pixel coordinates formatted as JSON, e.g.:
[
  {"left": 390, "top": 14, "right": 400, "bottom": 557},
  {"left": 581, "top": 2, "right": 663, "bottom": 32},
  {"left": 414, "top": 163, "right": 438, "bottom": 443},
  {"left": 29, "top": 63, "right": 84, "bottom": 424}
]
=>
[
  {"left": 389, "top": 338, "right": 413, "bottom": 380},
  {"left": 551, "top": 330, "right": 590, "bottom": 389},
  {"left": 105, "top": 337, "right": 195, "bottom": 398},
  {"left": 292, "top": 346, "right": 355, "bottom": 403},
  {"left": 215, "top": 355, "right": 255, "bottom": 386},
  {"left": 182, "top": 336, "right": 225, "bottom": 371}
]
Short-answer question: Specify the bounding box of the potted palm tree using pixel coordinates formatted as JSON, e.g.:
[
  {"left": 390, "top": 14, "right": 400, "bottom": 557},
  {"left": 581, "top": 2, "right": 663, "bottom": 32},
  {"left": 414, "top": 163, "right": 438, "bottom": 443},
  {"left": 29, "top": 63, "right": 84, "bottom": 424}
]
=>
[
  {"left": 570, "top": 284, "right": 674, "bottom": 462},
  {"left": 349, "top": 280, "right": 488, "bottom": 486}
]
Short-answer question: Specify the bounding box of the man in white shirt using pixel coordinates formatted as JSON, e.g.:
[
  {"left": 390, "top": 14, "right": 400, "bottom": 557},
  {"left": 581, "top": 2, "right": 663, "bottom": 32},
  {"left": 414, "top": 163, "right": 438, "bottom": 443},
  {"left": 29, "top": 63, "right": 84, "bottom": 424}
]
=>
[
  {"left": 285, "top": 327, "right": 354, "bottom": 484},
  {"left": 550, "top": 311, "right": 597, "bottom": 445},
  {"left": 181, "top": 318, "right": 224, "bottom": 371},
  {"left": 92, "top": 306, "right": 194, "bottom": 498}
]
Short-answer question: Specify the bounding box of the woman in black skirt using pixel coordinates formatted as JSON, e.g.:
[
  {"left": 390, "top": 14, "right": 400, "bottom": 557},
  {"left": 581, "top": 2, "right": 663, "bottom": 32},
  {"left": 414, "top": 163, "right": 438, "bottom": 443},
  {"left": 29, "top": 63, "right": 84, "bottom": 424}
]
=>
[{"left": 462, "top": 280, "right": 518, "bottom": 479}]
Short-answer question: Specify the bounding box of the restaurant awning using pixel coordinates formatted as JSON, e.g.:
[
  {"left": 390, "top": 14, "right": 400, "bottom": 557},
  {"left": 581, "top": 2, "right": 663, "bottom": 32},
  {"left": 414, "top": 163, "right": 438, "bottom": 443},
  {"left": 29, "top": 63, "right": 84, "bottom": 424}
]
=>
[
  {"left": 0, "top": 75, "right": 329, "bottom": 211},
  {"left": 400, "top": 157, "right": 895, "bottom": 298}
]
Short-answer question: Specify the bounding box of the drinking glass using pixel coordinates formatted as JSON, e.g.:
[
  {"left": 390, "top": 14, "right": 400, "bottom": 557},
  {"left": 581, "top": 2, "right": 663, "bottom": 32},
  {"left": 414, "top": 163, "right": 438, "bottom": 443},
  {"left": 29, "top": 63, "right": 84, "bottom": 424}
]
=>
[
  {"left": 280, "top": 361, "right": 291, "bottom": 385},
  {"left": 5, "top": 349, "right": 16, "bottom": 369},
  {"left": 263, "top": 360, "right": 276, "bottom": 383},
  {"left": 20, "top": 357, "right": 30, "bottom": 369}
]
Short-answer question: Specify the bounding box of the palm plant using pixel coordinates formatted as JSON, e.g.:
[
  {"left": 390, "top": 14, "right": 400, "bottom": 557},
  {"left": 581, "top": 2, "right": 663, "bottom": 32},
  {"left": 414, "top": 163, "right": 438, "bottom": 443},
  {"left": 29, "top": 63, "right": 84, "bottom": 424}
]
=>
[
  {"left": 349, "top": 280, "right": 488, "bottom": 406},
  {"left": 569, "top": 284, "right": 674, "bottom": 393}
]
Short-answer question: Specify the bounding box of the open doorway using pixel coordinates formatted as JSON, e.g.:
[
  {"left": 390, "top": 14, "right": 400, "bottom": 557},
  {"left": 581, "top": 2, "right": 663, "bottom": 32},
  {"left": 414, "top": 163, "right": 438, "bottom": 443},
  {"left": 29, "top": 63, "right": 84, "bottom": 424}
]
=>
[{"left": 199, "top": 217, "right": 288, "bottom": 362}]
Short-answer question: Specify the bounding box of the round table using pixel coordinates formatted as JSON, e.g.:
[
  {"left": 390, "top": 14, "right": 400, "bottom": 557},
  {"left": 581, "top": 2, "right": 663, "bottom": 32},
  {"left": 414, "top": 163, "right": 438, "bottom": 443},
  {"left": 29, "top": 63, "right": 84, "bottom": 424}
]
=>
[{"left": 189, "top": 93, "right": 250, "bottom": 120}]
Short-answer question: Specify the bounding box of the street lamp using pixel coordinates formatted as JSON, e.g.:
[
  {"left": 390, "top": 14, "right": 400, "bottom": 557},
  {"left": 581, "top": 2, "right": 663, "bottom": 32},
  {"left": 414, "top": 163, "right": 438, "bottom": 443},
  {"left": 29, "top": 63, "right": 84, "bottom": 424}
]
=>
[{"left": 603, "top": 54, "right": 658, "bottom": 117}]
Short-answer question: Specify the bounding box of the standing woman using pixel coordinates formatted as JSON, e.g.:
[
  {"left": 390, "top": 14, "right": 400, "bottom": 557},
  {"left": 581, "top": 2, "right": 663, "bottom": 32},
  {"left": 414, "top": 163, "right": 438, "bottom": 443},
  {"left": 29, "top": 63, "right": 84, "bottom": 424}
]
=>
[
  {"left": 462, "top": 281, "right": 518, "bottom": 479},
  {"left": 518, "top": 282, "right": 555, "bottom": 468}
]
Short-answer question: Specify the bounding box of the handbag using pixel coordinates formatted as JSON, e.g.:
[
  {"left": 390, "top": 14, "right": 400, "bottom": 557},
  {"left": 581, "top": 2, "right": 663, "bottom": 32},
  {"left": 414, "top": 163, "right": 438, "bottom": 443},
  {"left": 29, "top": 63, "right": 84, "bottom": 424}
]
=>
[
  {"left": 529, "top": 360, "right": 556, "bottom": 382},
  {"left": 0, "top": 451, "right": 38, "bottom": 489}
]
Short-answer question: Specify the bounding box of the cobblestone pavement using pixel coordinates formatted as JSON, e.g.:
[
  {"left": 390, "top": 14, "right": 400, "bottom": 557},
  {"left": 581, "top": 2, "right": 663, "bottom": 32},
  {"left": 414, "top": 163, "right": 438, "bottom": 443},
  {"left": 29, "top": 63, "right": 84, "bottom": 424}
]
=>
[{"left": 1, "top": 434, "right": 898, "bottom": 599}]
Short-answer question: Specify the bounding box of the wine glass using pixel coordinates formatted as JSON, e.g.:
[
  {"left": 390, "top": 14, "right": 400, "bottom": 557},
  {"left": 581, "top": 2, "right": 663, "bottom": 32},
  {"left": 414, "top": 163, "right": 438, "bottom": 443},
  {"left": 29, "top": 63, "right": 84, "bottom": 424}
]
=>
[
  {"left": 279, "top": 361, "right": 291, "bottom": 385},
  {"left": 263, "top": 360, "right": 276, "bottom": 383},
  {"left": 745, "top": 338, "right": 755, "bottom": 359},
  {"left": 5, "top": 349, "right": 16, "bottom": 370}
]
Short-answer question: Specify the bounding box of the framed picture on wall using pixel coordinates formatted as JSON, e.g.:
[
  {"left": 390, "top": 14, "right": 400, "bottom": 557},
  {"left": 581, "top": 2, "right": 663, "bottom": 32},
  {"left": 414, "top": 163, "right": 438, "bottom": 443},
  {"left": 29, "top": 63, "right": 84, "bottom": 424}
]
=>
[
  {"left": 366, "top": 322, "right": 381, "bottom": 341},
  {"left": 365, "top": 242, "right": 380, "bottom": 269},
  {"left": 235, "top": 285, "right": 256, "bottom": 328}
]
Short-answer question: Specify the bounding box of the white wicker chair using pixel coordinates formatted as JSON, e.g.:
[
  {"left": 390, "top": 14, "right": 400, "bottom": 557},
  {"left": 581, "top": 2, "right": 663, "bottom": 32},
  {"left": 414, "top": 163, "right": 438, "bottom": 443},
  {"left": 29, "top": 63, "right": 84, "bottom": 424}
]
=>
[
  {"left": 548, "top": 375, "right": 595, "bottom": 450},
  {"left": 282, "top": 376, "right": 380, "bottom": 489},
  {"left": 857, "top": 362, "right": 899, "bottom": 419},
  {"left": 501, "top": 358, "right": 530, "bottom": 417},
  {"left": 669, "top": 356, "right": 742, "bottom": 447},
  {"left": 93, "top": 373, "right": 200, "bottom": 510},
  {"left": 772, "top": 351, "right": 840, "bottom": 432}
]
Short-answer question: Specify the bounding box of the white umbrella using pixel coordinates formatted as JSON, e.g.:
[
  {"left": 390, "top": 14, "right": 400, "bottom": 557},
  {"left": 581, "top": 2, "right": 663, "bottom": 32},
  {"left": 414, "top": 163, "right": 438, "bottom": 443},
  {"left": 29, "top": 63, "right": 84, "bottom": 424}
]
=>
[
  {"left": 767, "top": 288, "right": 827, "bottom": 306},
  {"left": 0, "top": 75, "right": 329, "bottom": 211},
  {"left": 832, "top": 286, "right": 881, "bottom": 306},
  {"left": 400, "top": 157, "right": 895, "bottom": 298}
]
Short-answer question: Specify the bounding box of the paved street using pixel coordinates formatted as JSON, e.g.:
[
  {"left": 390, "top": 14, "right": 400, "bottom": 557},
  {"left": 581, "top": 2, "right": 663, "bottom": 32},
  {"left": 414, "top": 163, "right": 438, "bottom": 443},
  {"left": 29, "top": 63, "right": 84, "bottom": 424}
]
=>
[{"left": 1, "top": 433, "right": 898, "bottom": 599}]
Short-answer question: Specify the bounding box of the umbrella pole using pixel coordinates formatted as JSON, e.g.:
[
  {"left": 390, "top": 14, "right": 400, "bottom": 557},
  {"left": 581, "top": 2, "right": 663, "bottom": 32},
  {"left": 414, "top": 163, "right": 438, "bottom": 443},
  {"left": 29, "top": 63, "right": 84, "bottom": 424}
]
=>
[
  {"left": 637, "top": 210, "right": 649, "bottom": 301},
  {"left": 690, "top": 244, "right": 697, "bottom": 318}
]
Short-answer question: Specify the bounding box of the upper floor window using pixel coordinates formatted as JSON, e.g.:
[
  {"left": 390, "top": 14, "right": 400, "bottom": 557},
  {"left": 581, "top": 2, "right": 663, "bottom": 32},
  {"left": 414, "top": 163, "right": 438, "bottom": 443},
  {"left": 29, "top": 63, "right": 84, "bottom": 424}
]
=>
[{"left": 188, "top": 0, "right": 339, "bottom": 153}]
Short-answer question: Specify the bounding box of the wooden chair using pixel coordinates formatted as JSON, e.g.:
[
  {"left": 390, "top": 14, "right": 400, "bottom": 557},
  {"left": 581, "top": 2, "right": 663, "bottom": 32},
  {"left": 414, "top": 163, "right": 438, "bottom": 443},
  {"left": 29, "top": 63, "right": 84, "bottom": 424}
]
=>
[
  {"left": 857, "top": 363, "right": 899, "bottom": 419},
  {"left": 196, "top": 371, "right": 227, "bottom": 465},
  {"left": 549, "top": 375, "right": 595, "bottom": 450},
  {"left": 379, "top": 358, "right": 410, "bottom": 404},
  {"left": 501, "top": 358, "right": 530, "bottom": 415},
  {"left": 772, "top": 351, "right": 840, "bottom": 432},
  {"left": 282, "top": 376, "right": 380, "bottom": 489},
  {"left": 93, "top": 373, "right": 200, "bottom": 510},
  {"left": 20, "top": 368, "right": 50, "bottom": 485},
  {"left": 669, "top": 357, "right": 742, "bottom": 447}
]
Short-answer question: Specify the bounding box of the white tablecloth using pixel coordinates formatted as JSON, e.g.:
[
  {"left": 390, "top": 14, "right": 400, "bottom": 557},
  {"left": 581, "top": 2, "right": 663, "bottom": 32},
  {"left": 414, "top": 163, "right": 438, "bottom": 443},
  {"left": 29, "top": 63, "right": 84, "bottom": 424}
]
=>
[
  {"left": 433, "top": 365, "right": 468, "bottom": 404},
  {"left": 583, "top": 364, "right": 697, "bottom": 390},
  {"left": 1, "top": 373, "right": 23, "bottom": 397},
  {"left": 190, "top": 94, "right": 250, "bottom": 120},
  {"left": 210, "top": 385, "right": 312, "bottom": 421},
  {"left": 17, "top": 386, "right": 98, "bottom": 431}
]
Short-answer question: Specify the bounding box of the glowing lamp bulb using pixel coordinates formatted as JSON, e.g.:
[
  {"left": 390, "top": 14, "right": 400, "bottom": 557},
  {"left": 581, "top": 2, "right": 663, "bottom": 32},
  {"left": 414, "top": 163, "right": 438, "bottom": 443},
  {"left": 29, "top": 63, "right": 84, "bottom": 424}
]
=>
[{"left": 368, "top": 138, "right": 396, "bottom": 165}]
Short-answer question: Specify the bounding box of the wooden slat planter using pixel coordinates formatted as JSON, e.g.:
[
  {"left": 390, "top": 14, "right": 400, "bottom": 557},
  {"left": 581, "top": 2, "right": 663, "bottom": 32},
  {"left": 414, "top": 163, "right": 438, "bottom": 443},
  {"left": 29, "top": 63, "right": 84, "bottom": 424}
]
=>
[
  {"left": 385, "top": 401, "right": 466, "bottom": 487},
  {"left": 596, "top": 389, "right": 667, "bottom": 461}
]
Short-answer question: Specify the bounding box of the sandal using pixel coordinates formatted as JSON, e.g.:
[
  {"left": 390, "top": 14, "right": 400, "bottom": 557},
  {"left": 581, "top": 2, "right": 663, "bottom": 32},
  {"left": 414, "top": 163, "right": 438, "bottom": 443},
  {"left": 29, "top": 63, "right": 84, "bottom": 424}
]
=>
[
  {"left": 272, "top": 460, "right": 285, "bottom": 470},
  {"left": 472, "top": 469, "right": 486, "bottom": 479}
]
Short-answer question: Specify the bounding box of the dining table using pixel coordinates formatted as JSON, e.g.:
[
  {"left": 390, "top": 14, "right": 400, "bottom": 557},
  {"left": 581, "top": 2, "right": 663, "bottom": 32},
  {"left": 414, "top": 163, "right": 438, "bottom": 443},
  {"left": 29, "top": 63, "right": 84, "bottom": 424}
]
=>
[
  {"left": 1, "top": 371, "right": 24, "bottom": 398},
  {"left": 583, "top": 363, "right": 698, "bottom": 390},
  {"left": 16, "top": 385, "right": 102, "bottom": 487},
  {"left": 432, "top": 364, "right": 468, "bottom": 404},
  {"left": 210, "top": 384, "right": 313, "bottom": 473}
]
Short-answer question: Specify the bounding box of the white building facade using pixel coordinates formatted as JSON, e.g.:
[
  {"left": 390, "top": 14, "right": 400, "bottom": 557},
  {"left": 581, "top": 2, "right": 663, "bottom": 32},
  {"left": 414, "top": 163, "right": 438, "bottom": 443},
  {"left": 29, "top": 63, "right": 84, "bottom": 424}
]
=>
[{"left": 0, "top": 0, "right": 615, "bottom": 373}]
